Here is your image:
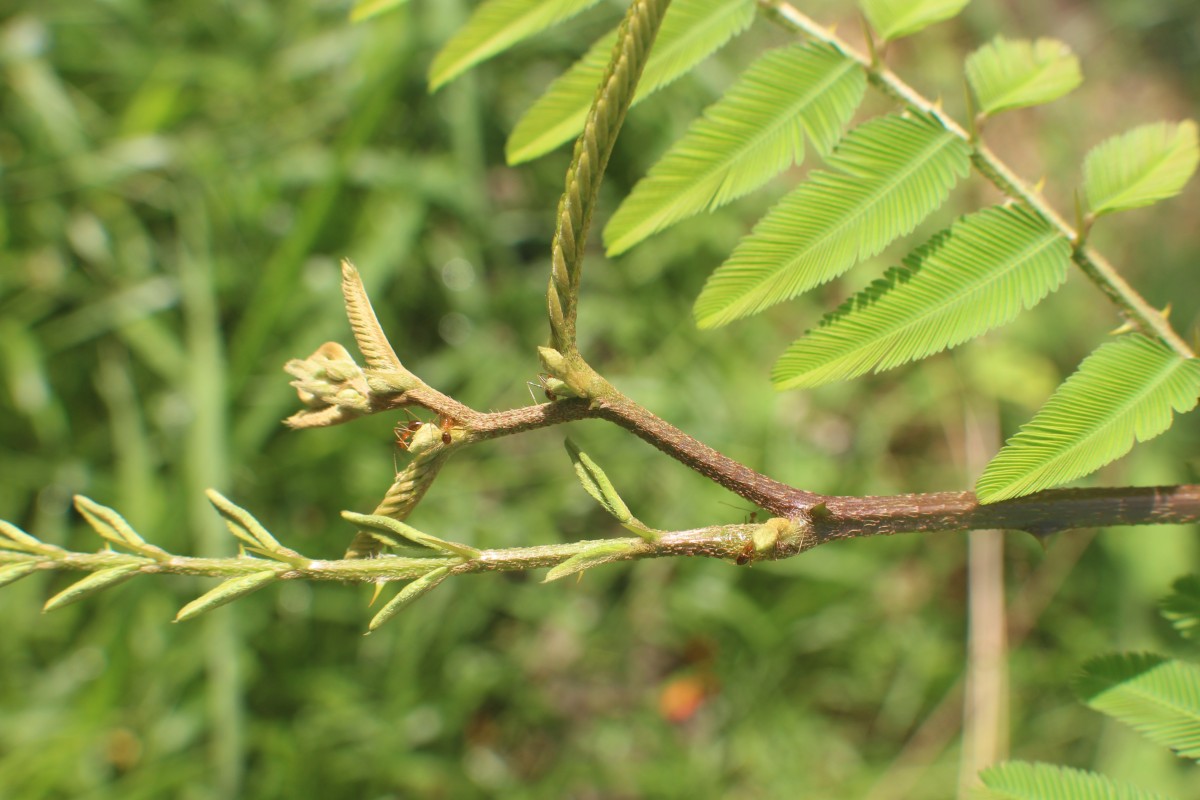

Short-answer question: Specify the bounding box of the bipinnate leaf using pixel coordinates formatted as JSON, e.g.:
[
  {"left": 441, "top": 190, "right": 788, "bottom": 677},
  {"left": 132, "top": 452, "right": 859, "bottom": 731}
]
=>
[
  {"left": 429, "top": 0, "right": 604, "bottom": 91},
  {"left": 1074, "top": 653, "right": 1200, "bottom": 761},
  {"left": 1161, "top": 575, "right": 1200, "bottom": 641},
  {"left": 1084, "top": 121, "right": 1199, "bottom": 216},
  {"left": 43, "top": 565, "right": 141, "bottom": 612},
  {"left": 367, "top": 566, "right": 452, "bottom": 632},
  {"left": 175, "top": 571, "right": 279, "bottom": 623},
  {"left": 604, "top": 42, "right": 865, "bottom": 255},
  {"left": 965, "top": 36, "right": 1082, "bottom": 116},
  {"left": 350, "top": 0, "right": 410, "bottom": 22},
  {"left": 544, "top": 541, "right": 634, "bottom": 582},
  {"left": 860, "top": 0, "right": 971, "bottom": 42},
  {"left": 507, "top": 0, "right": 756, "bottom": 164},
  {"left": 773, "top": 205, "right": 1070, "bottom": 389},
  {"left": 977, "top": 760, "right": 1175, "bottom": 800},
  {"left": 976, "top": 335, "right": 1200, "bottom": 503},
  {"left": 694, "top": 112, "right": 971, "bottom": 328}
]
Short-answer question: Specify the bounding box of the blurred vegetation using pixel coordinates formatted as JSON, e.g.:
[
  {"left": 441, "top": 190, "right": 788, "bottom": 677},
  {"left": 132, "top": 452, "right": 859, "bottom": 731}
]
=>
[{"left": 1, "top": 0, "right": 1198, "bottom": 797}]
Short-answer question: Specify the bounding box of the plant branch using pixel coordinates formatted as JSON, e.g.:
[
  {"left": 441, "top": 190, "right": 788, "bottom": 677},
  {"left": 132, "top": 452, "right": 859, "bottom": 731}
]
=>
[{"left": 759, "top": 0, "right": 1195, "bottom": 359}]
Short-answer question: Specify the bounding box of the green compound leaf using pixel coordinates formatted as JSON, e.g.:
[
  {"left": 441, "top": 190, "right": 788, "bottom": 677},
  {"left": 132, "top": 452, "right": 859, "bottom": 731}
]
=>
[
  {"left": 349, "top": 0, "right": 411, "bottom": 23},
  {"left": 694, "top": 112, "right": 970, "bottom": 328},
  {"left": 860, "top": 0, "right": 971, "bottom": 42},
  {"left": 1161, "top": 576, "right": 1200, "bottom": 642},
  {"left": 544, "top": 541, "right": 635, "bottom": 583},
  {"left": 367, "top": 566, "right": 452, "bottom": 632},
  {"left": 43, "top": 565, "right": 141, "bottom": 612},
  {"left": 773, "top": 204, "right": 1070, "bottom": 389},
  {"left": 1084, "top": 121, "right": 1199, "bottom": 216},
  {"left": 175, "top": 571, "right": 279, "bottom": 623},
  {"left": 1075, "top": 653, "right": 1200, "bottom": 761},
  {"left": 604, "top": 42, "right": 865, "bottom": 255},
  {"left": 976, "top": 335, "right": 1200, "bottom": 503},
  {"left": 429, "top": 0, "right": 604, "bottom": 91},
  {"left": 966, "top": 36, "right": 1082, "bottom": 116},
  {"left": 977, "top": 760, "right": 1176, "bottom": 800},
  {"left": 507, "top": 0, "right": 756, "bottom": 164}
]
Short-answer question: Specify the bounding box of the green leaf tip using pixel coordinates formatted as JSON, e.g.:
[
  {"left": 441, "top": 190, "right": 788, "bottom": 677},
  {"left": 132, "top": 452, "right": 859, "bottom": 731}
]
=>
[
  {"left": 860, "top": 0, "right": 971, "bottom": 42},
  {"left": 0, "top": 520, "right": 56, "bottom": 554},
  {"left": 205, "top": 489, "right": 301, "bottom": 562},
  {"left": 43, "top": 565, "right": 141, "bottom": 612},
  {"left": 506, "top": 0, "right": 756, "bottom": 164},
  {"left": 544, "top": 541, "right": 635, "bottom": 583},
  {"left": 695, "top": 112, "right": 970, "bottom": 328},
  {"left": 0, "top": 561, "right": 41, "bottom": 590},
  {"left": 175, "top": 571, "right": 279, "bottom": 623},
  {"left": 966, "top": 36, "right": 1082, "bottom": 116},
  {"left": 603, "top": 41, "right": 866, "bottom": 255},
  {"left": 1084, "top": 120, "right": 1199, "bottom": 217},
  {"left": 73, "top": 495, "right": 169, "bottom": 559},
  {"left": 367, "top": 566, "right": 452, "bottom": 632},
  {"left": 1074, "top": 652, "right": 1200, "bottom": 760},
  {"left": 772, "top": 204, "right": 1070, "bottom": 389},
  {"left": 428, "top": 0, "right": 604, "bottom": 91},
  {"left": 977, "top": 760, "right": 1175, "bottom": 800},
  {"left": 349, "top": 0, "right": 410, "bottom": 23},
  {"left": 976, "top": 335, "right": 1200, "bottom": 503}
]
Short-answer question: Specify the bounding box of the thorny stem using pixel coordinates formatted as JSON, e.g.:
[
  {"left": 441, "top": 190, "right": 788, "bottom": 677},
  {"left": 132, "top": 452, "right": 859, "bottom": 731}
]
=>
[{"left": 759, "top": 0, "right": 1195, "bottom": 359}]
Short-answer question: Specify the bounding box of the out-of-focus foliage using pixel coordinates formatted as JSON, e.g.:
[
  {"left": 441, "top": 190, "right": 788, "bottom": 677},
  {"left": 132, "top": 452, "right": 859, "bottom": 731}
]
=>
[{"left": 1, "top": 1, "right": 1198, "bottom": 798}]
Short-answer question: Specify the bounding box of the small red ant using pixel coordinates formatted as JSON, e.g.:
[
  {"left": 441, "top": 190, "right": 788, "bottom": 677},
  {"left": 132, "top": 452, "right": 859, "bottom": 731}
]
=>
[
  {"left": 437, "top": 414, "right": 457, "bottom": 445},
  {"left": 735, "top": 541, "right": 754, "bottom": 566}
]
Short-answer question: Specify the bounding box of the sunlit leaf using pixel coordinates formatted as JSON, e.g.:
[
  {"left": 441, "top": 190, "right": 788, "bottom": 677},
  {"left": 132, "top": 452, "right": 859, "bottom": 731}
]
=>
[
  {"left": 976, "top": 335, "right": 1200, "bottom": 503},
  {"left": 860, "top": 0, "right": 971, "bottom": 42},
  {"left": 966, "top": 36, "right": 1082, "bottom": 116},
  {"left": 367, "top": 566, "right": 452, "bottom": 632},
  {"left": 544, "top": 541, "right": 634, "bottom": 582},
  {"left": 694, "top": 112, "right": 970, "bottom": 328},
  {"left": 1075, "top": 653, "right": 1200, "bottom": 760},
  {"left": 1084, "top": 121, "right": 1199, "bottom": 216},
  {"left": 506, "top": 0, "right": 756, "bottom": 164},
  {"left": 429, "top": 0, "right": 604, "bottom": 91},
  {"left": 43, "top": 565, "right": 141, "bottom": 612},
  {"left": 978, "top": 760, "right": 1175, "bottom": 800},
  {"left": 604, "top": 42, "right": 865, "bottom": 255},
  {"left": 773, "top": 205, "right": 1070, "bottom": 389}
]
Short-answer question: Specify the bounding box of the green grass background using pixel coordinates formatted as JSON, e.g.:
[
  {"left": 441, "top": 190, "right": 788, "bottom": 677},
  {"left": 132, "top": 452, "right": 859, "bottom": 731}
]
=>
[{"left": 1, "top": 0, "right": 1199, "bottom": 797}]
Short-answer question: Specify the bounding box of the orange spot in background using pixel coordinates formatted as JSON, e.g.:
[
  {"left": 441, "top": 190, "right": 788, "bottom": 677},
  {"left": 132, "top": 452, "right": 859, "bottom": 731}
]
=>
[{"left": 658, "top": 675, "right": 710, "bottom": 724}]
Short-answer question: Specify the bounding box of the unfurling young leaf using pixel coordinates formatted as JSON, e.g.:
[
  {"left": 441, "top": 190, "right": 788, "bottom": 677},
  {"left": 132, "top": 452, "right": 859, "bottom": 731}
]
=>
[
  {"left": 772, "top": 204, "right": 1070, "bottom": 389},
  {"left": 694, "top": 112, "right": 971, "bottom": 328},
  {"left": 206, "top": 489, "right": 302, "bottom": 562},
  {"left": 965, "top": 36, "right": 1082, "bottom": 116},
  {"left": 175, "top": 571, "right": 280, "bottom": 623},
  {"left": 74, "top": 495, "right": 169, "bottom": 560},
  {"left": 506, "top": 0, "right": 756, "bottom": 164},
  {"left": 1084, "top": 120, "right": 1199, "bottom": 216},
  {"left": 367, "top": 566, "right": 452, "bottom": 632},
  {"left": 0, "top": 562, "right": 41, "bottom": 589},
  {"left": 977, "top": 760, "right": 1175, "bottom": 800},
  {"left": 976, "top": 335, "right": 1200, "bottom": 503},
  {"left": 564, "top": 439, "right": 634, "bottom": 524},
  {"left": 603, "top": 41, "right": 866, "bottom": 255},
  {"left": 544, "top": 541, "right": 635, "bottom": 582},
  {"left": 1161, "top": 576, "right": 1200, "bottom": 641},
  {"left": 1074, "top": 653, "right": 1200, "bottom": 761},
  {"left": 429, "top": 0, "right": 605, "bottom": 91},
  {"left": 43, "top": 565, "right": 141, "bottom": 612},
  {"left": 860, "top": 0, "right": 971, "bottom": 42},
  {"left": 341, "top": 511, "right": 481, "bottom": 560}
]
